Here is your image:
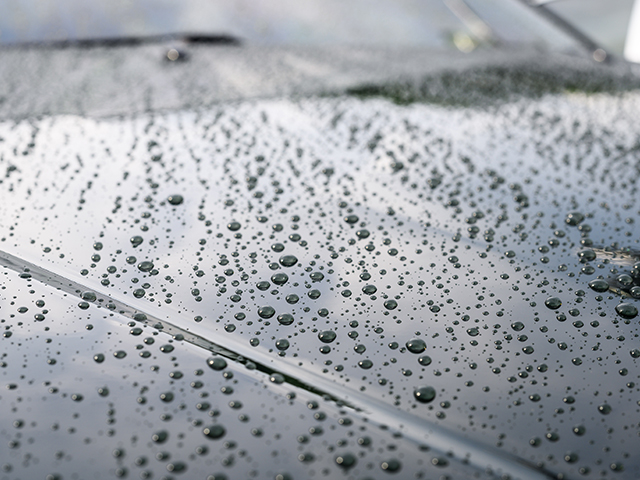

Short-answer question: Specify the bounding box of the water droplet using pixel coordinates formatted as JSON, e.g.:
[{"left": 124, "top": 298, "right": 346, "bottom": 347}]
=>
[
  {"left": 335, "top": 453, "right": 356, "bottom": 468},
  {"left": 318, "top": 330, "right": 336, "bottom": 343},
  {"left": 207, "top": 357, "right": 227, "bottom": 371},
  {"left": 380, "top": 459, "right": 402, "bottom": 472},
  {"left": 285, "top": 294, "right": 299, "bottom": 304},
  {"left": 203, "top": 425, "right": 226, "bottom": 440},
  {"left": 565, "top": 212, "right": 585, "bottom": 226},
  {"left": 573, "top": 425, "right": 586, "bottom": 436},
  {"left": 269, "top": 373, "right": 284, "bottom": 384},
  {"left": 610, "top": 462, "right": 625, "bottom": 472},
  {"left": 310, "top": 272, "right": 324, "bottom": 282},
  {"left": 578, "top": 249, "right": 596, "bottom": 262},
  {"left": 418, "top": 355, "right": 432, "bottom": 366},
  {"left": 159, "top": 392, "right": 174, "bottom": 402},
  {"left": 152, "top": 431, "right": 168, "bottom": 443},
  {"left": 617, "top": 274, "right": 633, "bottom": 287},
  {"left": 138, "top": 261, "right": 154, "bottom": 272},
  {"left": 308, "top": 289, "right": 321, "bottom": 299},
  {"left": 258, "top": 306, "right": 275, "bottom": 319},
  {"left": 358, "top": 359, "right": 373, "bottom": 369},
  {"left": 271, "top": 273, "right": 288, "bottom": 286},
  {"left": 81, "top": 291, "right": 96, "bottom": 302},
  {"left": 414, "top": 386, "right": 436, "bottom": 403},
  {"left": 588, "top": 279, "right": 609, "bottom": 293},
  {"left": 431, "top": 457, "right": 448, "bottom": 467},
  {"left": 615, "top": 303, "right": 638, "bottom": 319},
  {"left": 362, "top": 285, "right": 377, "bottom": 295},
  {"left": 130, "top": 236, "right": 143, "bottom": 247},
  {"left": 597, "top": 404, "right": 612, "bottom": 414},
  {"left": 384, "top": 299, "right": 398, "bottom": 310},
  {"left": 98, "top": 387, "right": 109, "bottom": 397},
  {"left": 167, "top": 195, "right": 183, "bottom": 205},
  {"left": 511, "top": 321, "right": 525, "bottom": 331},
  {"left": 166, "top": 462, "right": 186, "bottom": 473},
  {"left": 277, "top": 313, "right": 294, "bottom": 326},
  {"left": 279, "top": 255, "right": 298, "bottom": 267},
  {"left": 405, "top": 338, "right": 426, "bottom": 354},
  {"left": 545, "top": 297, "right": 562, "bottom": 310}
]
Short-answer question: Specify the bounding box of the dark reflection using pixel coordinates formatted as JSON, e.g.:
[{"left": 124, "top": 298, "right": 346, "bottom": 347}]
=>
[
  {"left": 346, "top": 62, "right": 640, "bottom": 107},
  {"left": 585, "top": 246, "right": 640, "bottom": 299}
]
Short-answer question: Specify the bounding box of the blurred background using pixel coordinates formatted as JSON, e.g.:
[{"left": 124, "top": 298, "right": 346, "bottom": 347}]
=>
[
  {"left": 540, "top": 0, "right": 635, "bottom": 56},
  {"left": 0, "top": 0, "right": 635, "bottom": 58}
]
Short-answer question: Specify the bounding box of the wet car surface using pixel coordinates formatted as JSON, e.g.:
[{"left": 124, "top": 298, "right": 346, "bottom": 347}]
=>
[{"left": 1, "top": 6, "right": 640, "bottom": 480}]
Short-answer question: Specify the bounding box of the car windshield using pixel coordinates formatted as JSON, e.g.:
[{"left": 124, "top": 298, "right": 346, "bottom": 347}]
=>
[{"left": 0, "top": 0, "right": 579, "bottom": 51}]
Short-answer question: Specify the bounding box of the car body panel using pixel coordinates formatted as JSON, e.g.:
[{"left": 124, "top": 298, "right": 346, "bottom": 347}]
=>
[{"left": 1, "top": 40, "right": 639, "bottom": 480}]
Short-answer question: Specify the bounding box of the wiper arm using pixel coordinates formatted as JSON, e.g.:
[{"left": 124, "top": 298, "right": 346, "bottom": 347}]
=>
[{"left": 523, "top": 0, "right": 609, "bottom": 62}]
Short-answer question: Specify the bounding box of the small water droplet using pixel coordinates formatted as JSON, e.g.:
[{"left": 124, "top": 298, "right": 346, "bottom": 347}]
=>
[
  {"left": 167, "top": 195, "right": 183, "bottom": 205},
  {"left": 615, "top": 303, "right": 638, "bottom": 319},
  {"left": 258, "top": 306, "right": 275, "bottom": 319},
  {"left": 130, "top": 236, "right": 143, "bottom": 247},
  {"left": 207, "top": 357, "right": 227, "bottom": 371},
  {"left": 545, "top": 297, "right": 562, "bottom": 310},
  {"left": 318, "top": 330, "right": 336, "bottom": 343},
  {"left": 203, "top": 425, "right": 226, "bottom": 440},
  {"left": 588, "top": 279, "right": 609, "bottom": 293},
  {"left": 405, "top": 338, "right": 426, "bottom": 354},
  {"left": 138, "top": 261, "right": 154, "bottom": 272},
  {"left": 279, "top": 255, "right": 298, "bottom": 267},
  {"left": 414, "top": 386, "right": 436, "bottom": 403}
]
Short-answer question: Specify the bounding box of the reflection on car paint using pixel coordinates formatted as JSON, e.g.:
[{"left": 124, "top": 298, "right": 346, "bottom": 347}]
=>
[{"left": 1, "top": 90, "right": 639, "bottom": 479}]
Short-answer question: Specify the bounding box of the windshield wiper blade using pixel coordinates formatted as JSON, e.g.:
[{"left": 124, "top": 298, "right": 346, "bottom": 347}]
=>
[{"left": 1, "top": 32, "right": 242, "bottom": 49}]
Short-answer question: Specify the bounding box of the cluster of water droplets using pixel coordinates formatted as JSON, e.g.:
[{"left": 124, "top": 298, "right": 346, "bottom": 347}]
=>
[{"left": 0, "top": 88, "right": 639, "bottom": 478}]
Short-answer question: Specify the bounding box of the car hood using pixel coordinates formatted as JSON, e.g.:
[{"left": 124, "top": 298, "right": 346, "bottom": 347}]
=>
[{"left": 1, "top": 45, "right": 639, "bottom": 480}]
